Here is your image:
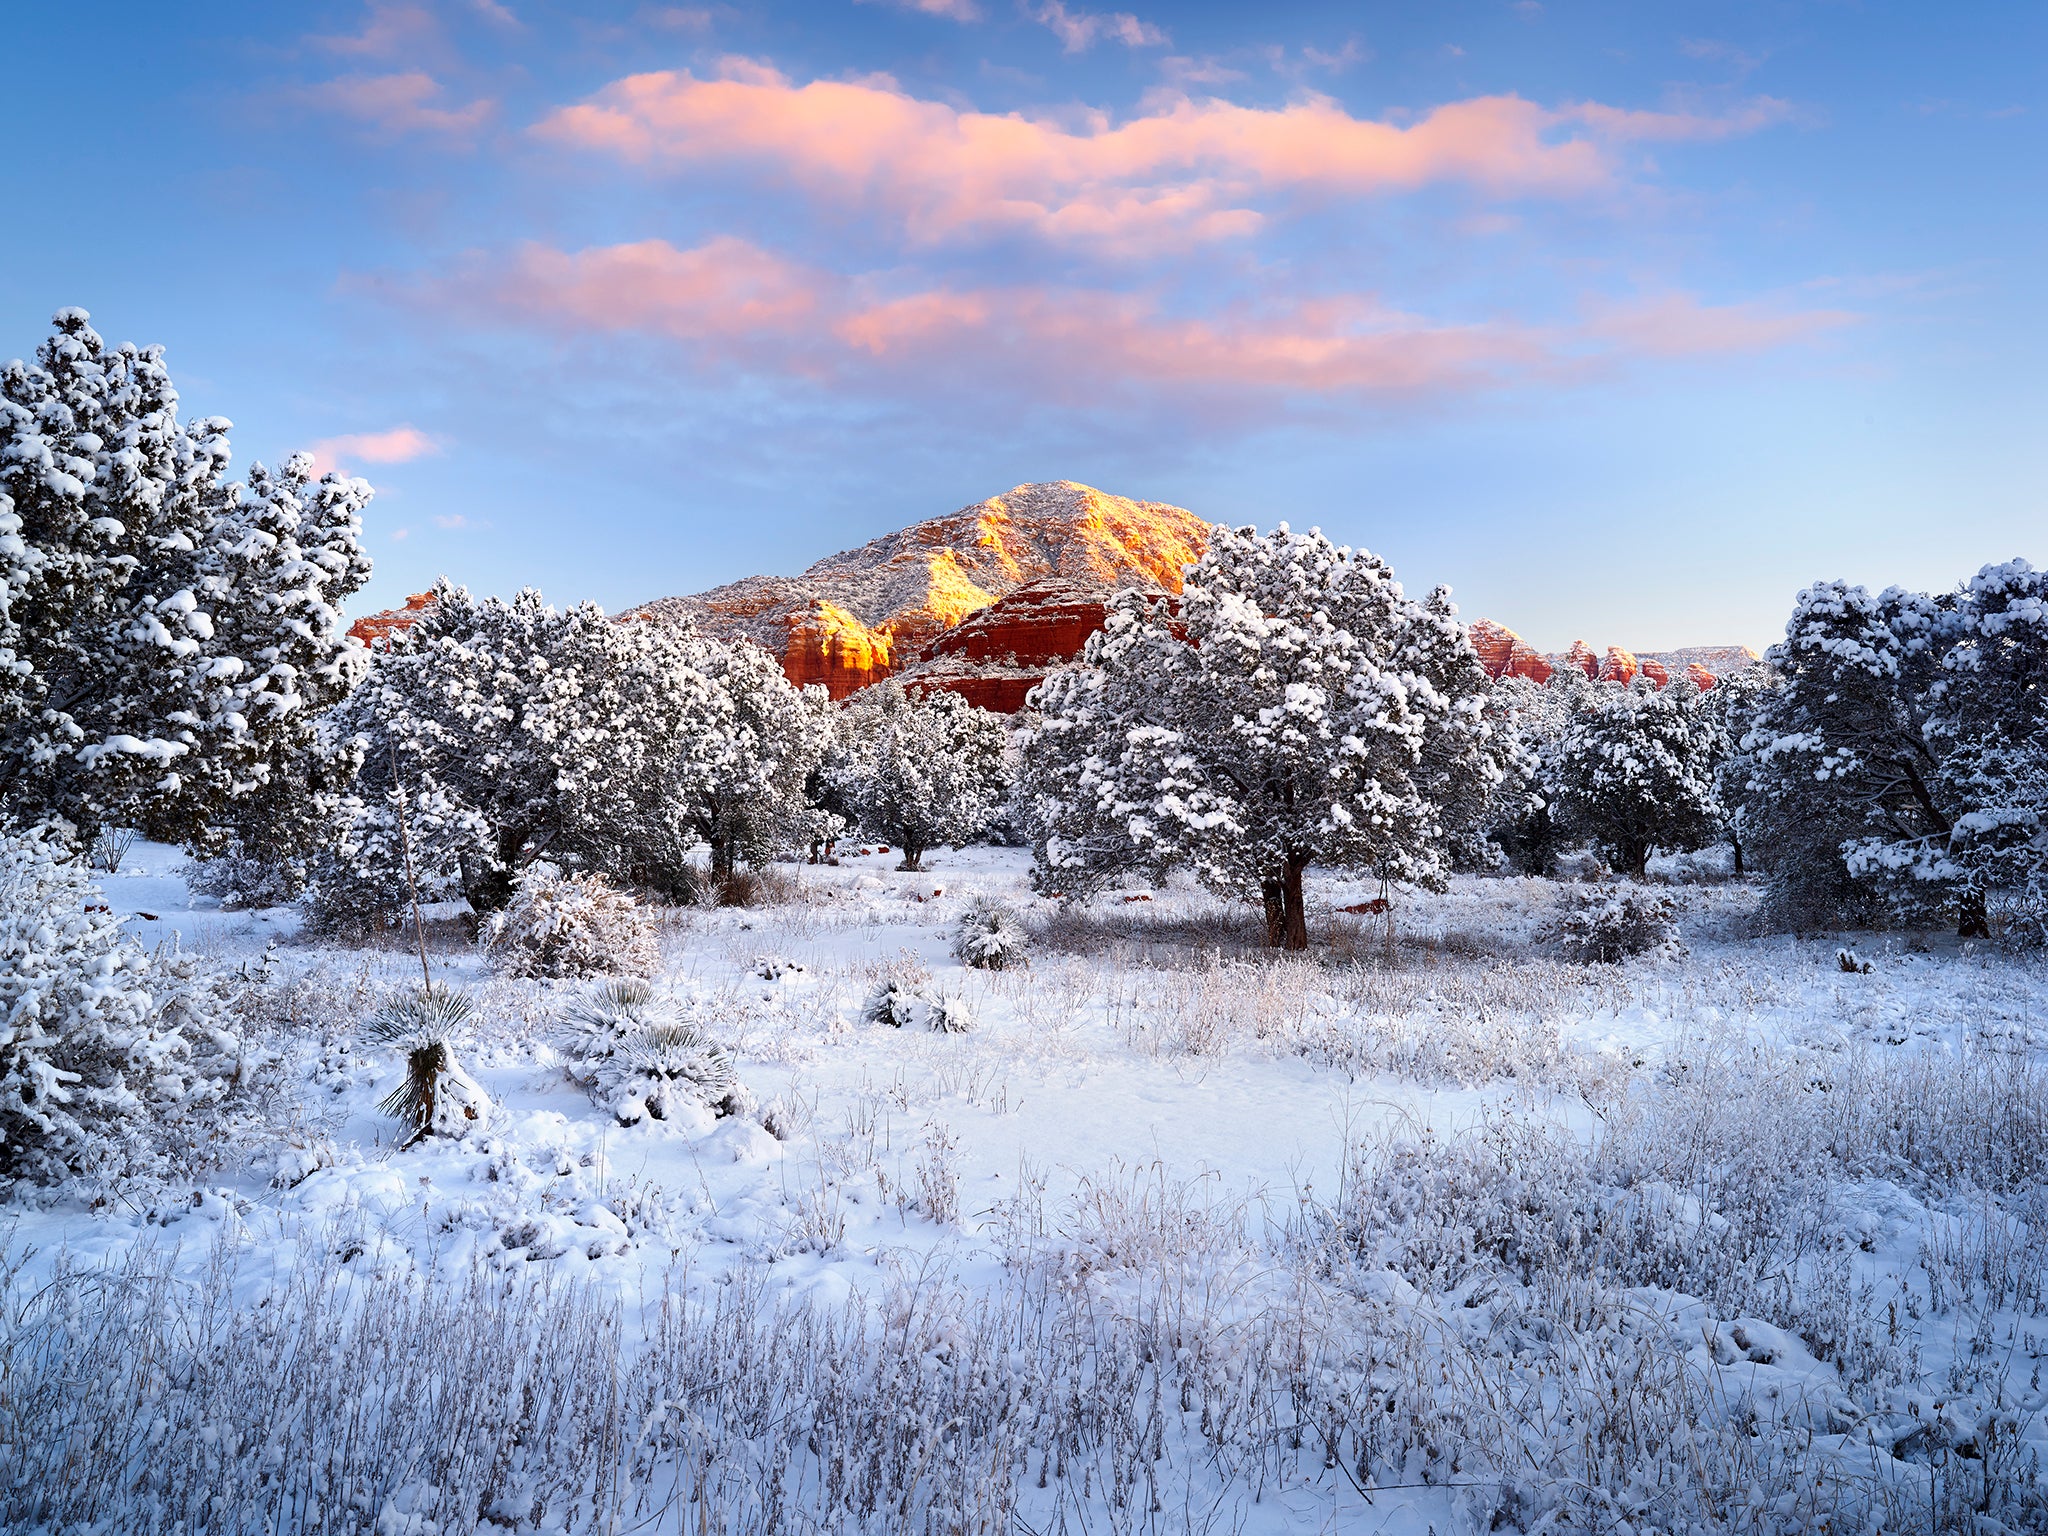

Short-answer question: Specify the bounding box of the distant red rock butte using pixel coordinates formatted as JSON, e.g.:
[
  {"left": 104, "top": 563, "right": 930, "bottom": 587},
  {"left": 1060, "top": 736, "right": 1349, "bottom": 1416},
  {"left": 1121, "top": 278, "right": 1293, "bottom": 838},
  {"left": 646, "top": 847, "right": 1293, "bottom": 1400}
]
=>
[
  {"left": 344, "top": 486, "right": 1758, "bottom": 709},
  {"left": 1466, "top": 619, "right": 1754, "bottom": 692}
]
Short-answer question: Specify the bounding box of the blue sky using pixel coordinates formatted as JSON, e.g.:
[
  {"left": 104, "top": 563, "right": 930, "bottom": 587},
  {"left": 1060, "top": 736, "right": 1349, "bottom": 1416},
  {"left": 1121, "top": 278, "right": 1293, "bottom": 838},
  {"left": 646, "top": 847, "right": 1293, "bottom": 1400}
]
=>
[{"left": 3, "top": 0, "right": 2040, "bottom": 651}]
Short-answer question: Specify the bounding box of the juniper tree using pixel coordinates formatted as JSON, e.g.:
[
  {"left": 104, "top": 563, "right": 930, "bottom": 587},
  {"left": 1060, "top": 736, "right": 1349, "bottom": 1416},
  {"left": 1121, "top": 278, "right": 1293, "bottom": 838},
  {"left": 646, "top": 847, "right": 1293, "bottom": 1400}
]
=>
[
  {"left": 1024, "top": 523, "right": 1495, "bottom": 949},
  {"left": 836, "top": 681, "right": 1009, "bottom": 872},
  {"left": 1549, "top": 678, "right": 1726, "bottom": 879},
  {"left": 0, "top": 309, "right": 371, "bottom": 845}
]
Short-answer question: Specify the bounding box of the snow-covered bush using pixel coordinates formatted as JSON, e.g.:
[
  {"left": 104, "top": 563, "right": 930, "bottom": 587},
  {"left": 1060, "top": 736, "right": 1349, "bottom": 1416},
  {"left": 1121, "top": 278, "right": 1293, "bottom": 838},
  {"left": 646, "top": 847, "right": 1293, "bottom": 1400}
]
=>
[
  {"left": 862, "top": 977, "right": 975, "bottom": 1033},
  {"left": 480, "top": 862, "right": 659, "bottom": 979},
  {"left": 556, "top": 980, "right": 748, "bottom": 1126},
  {"left": 952, "top": 900, "right": 1029, "bottom": 970},
  {"left": 0, "top": 830, "right": 216, "bottom": 1186},
  {"left": 1545, "top": 885, "right": 1682, "bottom": 963},
  {"left": 362, "top": 986, "right": 491, "bottom": 1145}
]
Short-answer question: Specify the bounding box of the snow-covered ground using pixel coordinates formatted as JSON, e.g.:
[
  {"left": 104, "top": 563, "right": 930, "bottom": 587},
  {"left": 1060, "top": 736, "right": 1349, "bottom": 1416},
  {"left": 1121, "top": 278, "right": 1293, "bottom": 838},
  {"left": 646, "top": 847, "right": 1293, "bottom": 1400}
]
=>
[{"left": 8, "top": 842, "right": 2047, "bottom": 1535}]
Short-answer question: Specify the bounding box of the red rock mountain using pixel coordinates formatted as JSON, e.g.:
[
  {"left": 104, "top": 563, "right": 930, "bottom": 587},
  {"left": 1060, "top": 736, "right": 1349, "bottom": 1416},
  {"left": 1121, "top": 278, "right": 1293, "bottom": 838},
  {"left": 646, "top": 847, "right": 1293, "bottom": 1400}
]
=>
[
  {"left": 347, "top": 486, "right": 1758, "bottom": 711},
  {"left": 628, "top": 482, "right": 1213, "bottom": 701}
]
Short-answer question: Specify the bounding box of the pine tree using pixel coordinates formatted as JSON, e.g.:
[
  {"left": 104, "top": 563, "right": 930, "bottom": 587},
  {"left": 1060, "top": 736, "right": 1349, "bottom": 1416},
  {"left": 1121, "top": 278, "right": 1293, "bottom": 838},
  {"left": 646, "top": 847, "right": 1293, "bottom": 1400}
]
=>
[
  {"left": 657, "top": 632, "right": 831, "bottom": 881},
  {"left": 836, "top": 681, "right": 1010, "bottom": 872},
  {"left": 0, "top": 310, "right": 372, "bottom": 846},
  {"left": 311, "top": 582, "right": 632, "bottom": 921}
]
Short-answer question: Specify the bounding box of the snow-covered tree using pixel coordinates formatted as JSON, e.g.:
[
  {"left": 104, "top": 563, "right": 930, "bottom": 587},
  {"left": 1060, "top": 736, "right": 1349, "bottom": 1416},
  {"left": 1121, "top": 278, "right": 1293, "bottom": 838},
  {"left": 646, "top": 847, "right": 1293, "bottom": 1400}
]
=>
[
  {"left": 1023, "top": 523, "right": 1495, "bottom": 949},
  {"left": 309, "top": 582, "right": 637, "bottom": 923},
  {"left": 1549, "top": 679, "right": 1725, "bottom": 878},
  {"left": 836, "top": 682, "right": 1010, "bottom": 872},
  {"left": 1928, "top": 561, "right": 2048, "bottom": 940},
  {"left": 654, "top": 634, "right": 831, "bottom": 881},
  {"left": 0, "top": 310, "right": 372, "bottom": 847},
  {"left": 1735, "top": 578, "right": 1974, "bottom": 932},
  {"left": 0, "top": 829, "right": 202, "bottom": 1185}
]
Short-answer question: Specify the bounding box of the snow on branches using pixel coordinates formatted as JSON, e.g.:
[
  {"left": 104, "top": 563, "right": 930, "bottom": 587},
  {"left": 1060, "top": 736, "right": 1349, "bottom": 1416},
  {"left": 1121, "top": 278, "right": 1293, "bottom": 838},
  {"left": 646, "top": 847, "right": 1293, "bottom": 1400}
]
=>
[
  {"left": 1022, "top": 523, "right": 1497, "bottom": 948},
  {"left": 0, "top": 310, "right": 372, "bottom": 849}
]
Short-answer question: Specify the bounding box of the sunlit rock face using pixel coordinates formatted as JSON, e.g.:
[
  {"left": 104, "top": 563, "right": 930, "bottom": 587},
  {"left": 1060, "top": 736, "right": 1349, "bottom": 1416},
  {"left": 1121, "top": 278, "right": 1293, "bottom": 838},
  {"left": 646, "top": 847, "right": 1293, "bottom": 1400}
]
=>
[
  {"left": 896, "top": 578, "right": 1134, "bottom": 712},
  {"left": 346, "top": 591, "right": 436, "bottom": 650},
  {"left": 1466, "top": 619, "right": 1758, "bottom": 691},
  {"left": 630, "top": 482, "right": 1214, "bottom": 702}
]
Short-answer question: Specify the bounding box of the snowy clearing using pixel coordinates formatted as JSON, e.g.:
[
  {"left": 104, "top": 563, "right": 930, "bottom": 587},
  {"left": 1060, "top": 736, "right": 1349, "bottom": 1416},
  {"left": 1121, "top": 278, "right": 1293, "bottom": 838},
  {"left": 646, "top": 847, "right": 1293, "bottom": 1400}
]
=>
[{"left": 5, "top": 842, "right": 2046, "bottom": 1535}]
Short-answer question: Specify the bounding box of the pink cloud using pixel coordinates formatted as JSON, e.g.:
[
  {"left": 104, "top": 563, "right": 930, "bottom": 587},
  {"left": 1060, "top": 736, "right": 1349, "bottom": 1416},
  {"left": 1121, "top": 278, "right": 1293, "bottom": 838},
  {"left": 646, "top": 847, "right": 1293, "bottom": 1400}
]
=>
[
  {"left": 1566, "top": 96, "right": 1794, "bottom": 142},
  {"left": 313, "top": 3, "right": 440, "bottom": 57},
  {"left": 432, "top": 237, "right": 1851, "bottom": 408},
  {"left": 1030, "top": 2, "right": 1169, "bottom": 53},
  {"left": 308, "top": 426, "right": 442, "bottom": 477},
  {"left": 304, "top": 71, "right": 495, "bottom": 139},
  {"left": 1581, "top": 293, "right": 1855, "bottom": 355},
  {"left": 533, "top": 66, "right": 1789, "bottom": 251},
  {"left": 863, "top": 0, "right": 983, "bottom": 18}
]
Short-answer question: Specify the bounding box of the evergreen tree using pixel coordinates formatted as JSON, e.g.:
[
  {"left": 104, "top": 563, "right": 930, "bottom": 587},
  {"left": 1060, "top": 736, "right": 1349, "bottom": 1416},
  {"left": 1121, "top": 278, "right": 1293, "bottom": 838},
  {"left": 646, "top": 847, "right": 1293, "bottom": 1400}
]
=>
[
  {"left": 1550, "top": 678, "right": 1725, "bottom": 878},
  {"left": 0, "top": 310, "right": 372, "bottom": 845},
  {"left": 836, "top": 682, "right": 1009, "bottom": 872},
  {"left": 1024, "top": 523, "right": 1494, "bottom": 949},
  {"left": 1736, "top": 579, "right": 1977, "bottom": 933}
]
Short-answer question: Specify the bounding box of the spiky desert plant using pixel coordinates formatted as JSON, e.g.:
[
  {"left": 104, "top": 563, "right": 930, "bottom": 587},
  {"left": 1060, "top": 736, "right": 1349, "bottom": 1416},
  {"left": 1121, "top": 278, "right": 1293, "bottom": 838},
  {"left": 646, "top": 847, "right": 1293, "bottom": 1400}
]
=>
[
  {"left": 591, "top": 1019, "right": 747, "bottom": 1126},
  {"left": 952, "top": 900, "right": 1029, "bottom": 971},
  {"left": 364, "top": 986, "right": 491, "bottom": 1146}
]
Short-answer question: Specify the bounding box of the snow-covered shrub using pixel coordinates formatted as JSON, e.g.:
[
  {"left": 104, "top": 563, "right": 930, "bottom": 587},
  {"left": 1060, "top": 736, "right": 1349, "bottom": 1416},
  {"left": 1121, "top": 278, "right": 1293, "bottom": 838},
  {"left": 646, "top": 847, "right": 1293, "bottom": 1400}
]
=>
[
  {"left": 187, "top": 841, "right": 312, "bottom": 909},
  {"left": 481, "top": 862, "right": 659, "bottom": 979},
  {"left": 556, "top": 980, "right": 749, "bottom": 1126},
  {"left": 952, "top": 900, "right": 1029, "bottom": 970},
  {"left": 362, "top": 986, "right": 491, "bottom": 1145},
  {"left": 0, "top": 830, "right": 214, "bottom": 1186},
  {"left": 1545, "top": 885, "right": 1682, "bottom": 963},
  {"left": 861, "top": 977, "right": 975, "bottom": 1033},
  {"left": 861, "top": 978, "right": 926, "bottom": 1028}
]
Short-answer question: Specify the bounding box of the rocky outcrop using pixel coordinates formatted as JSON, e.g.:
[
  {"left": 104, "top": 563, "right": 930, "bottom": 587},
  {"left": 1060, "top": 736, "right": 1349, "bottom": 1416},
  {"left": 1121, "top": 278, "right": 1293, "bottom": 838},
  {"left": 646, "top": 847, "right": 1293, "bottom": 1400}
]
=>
[
  {"left": 630, "top": 482, "right": 1214, "bottom": 700},
  {"left": 1468, "top": 621, "right": 1759, "bottom": 691},
  {"left": 898, "top": 578, "right": 1137, "bottom": 711},
  {"left": 1467, "top": 619, "right": 1553, "bottom": 684},
  {"left": 347, "top": 591, "right": 436, "bottom": 650}
]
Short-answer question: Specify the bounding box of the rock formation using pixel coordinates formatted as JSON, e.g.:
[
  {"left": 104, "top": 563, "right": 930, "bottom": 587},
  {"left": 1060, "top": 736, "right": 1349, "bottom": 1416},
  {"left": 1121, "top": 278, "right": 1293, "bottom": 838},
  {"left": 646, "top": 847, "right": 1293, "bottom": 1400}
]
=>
[
  {"left": 344, "top": 490, "right": 1760, "bottom": 716},
  {"left": 629, "top": 482, "right": 1214, "bottom": 700},
  {"left": 1467, "top": 621, "right": 1758, "bottom": 691},
  {"left": 346, "top": 591, "right": 436, "bottom": 650}
]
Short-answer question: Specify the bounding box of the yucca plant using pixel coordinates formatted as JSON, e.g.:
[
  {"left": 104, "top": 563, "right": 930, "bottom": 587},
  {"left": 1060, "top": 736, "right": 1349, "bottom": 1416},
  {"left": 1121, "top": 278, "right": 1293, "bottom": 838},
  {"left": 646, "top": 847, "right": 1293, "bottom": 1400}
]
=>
[
  {"left": 952, "top": 901, "right": 1029, "bottom": 971},
  {"left": 364, "top": 986, "right": 491, "bottom": 1147},
  {"left": 593, "top": 1020, "right": 745, "bottom": 1126}
]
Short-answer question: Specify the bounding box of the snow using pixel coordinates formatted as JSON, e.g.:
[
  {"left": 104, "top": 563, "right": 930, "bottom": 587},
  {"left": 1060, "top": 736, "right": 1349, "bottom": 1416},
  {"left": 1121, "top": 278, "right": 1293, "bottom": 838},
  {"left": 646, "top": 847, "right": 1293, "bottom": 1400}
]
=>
[{"left": 6, "top": 841, "right": 2047, "bottom": 1532}]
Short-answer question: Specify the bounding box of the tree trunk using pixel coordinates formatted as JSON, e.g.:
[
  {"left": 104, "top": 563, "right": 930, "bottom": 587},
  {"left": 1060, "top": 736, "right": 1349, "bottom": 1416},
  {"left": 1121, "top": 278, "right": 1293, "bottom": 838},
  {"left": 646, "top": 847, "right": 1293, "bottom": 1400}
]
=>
[
  {"left": 1261, "top": 880, "right": 1287, "bottom": 948},
  {"left": 898, "top": 844, "right": 924, "bottom": 873},
  {"left": 710, "top": 838, "right": 735, "bottom": 880},
  {"left": 1281, "top": 854, "right": 1310, "bottom": 952},
  {"left": 1731, "top": 835, "right": 1744, "bottom": 878},
  {"left": 1957, "top": 891, "right": 1990, "bottom": 940}
]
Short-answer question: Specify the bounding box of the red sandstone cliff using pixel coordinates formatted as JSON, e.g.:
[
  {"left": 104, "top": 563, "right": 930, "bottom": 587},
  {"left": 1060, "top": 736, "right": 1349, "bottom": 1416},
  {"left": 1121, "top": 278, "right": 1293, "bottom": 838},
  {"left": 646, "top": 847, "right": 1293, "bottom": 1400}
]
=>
[
  {"left": 1467, "top": 619, "right": 1757, "bottom": 690},
  {"left": 629, "top": 482, "right": 1214, "bottom": 700}
]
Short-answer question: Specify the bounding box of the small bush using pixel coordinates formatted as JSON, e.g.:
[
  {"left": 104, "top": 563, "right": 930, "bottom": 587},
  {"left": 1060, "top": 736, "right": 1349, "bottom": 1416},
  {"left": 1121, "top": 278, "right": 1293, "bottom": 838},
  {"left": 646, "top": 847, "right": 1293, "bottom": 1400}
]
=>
[
  {"left": 1545, "top": 885, "right": 1682, "bottom": 963},
  {"left": 861, "top": 978, "right": 975, "bottom": 1033},
  {"left": 557, "top": 980, "right": 749, "bottom": 1126},
  {"left": 0, "top": 830, "right": 221, "bottom": 1187},
  {"left": 481, "top": 863, "right": 659, "bottom": 979},
  {"left": 362, "top": 986, "right": 491, "bottom": 1146},
  {"left": 952, "top": 901, "right": 1030, "bottom": 970}
]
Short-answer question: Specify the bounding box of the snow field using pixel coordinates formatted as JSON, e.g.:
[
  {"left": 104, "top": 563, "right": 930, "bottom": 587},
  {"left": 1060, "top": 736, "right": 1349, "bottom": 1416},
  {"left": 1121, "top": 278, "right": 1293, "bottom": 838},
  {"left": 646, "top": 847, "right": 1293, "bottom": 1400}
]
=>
[{"left": 4, "top": 842, "right": 2046, "bottom": 1534}]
